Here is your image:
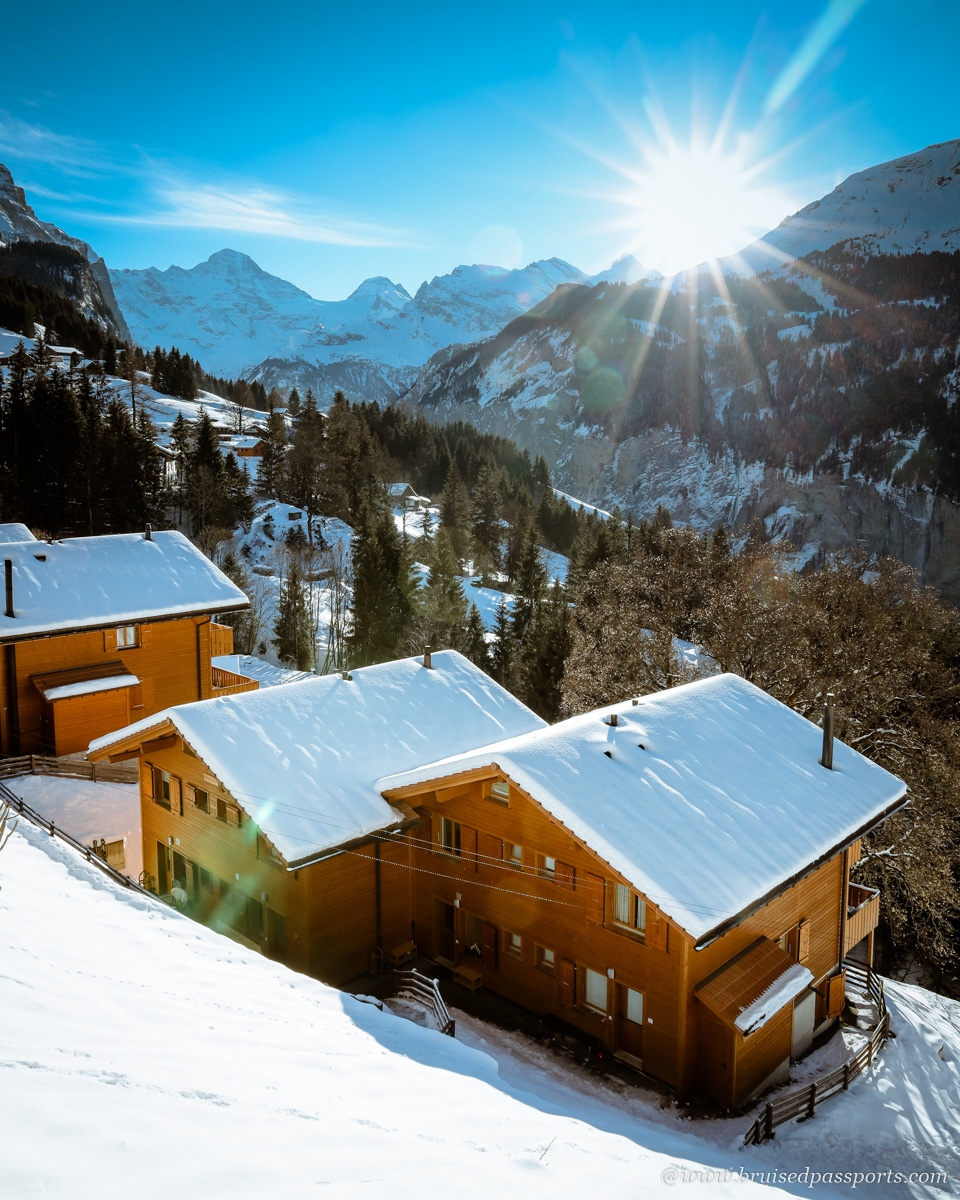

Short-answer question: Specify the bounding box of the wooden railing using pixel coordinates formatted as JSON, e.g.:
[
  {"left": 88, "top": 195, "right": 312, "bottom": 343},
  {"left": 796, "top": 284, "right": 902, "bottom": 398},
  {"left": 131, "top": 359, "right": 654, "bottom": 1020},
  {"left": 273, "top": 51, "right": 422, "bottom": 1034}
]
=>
[
  {"left": 743, "top": 961, "right": 887, "bottom": 1146},
  {"left": 211, "top": 666, "right": 259, "bottom": 696},
  {"left": 0, "top": 754, "right": 137, "bottom": 784},
  {"left": 209, "top": 622, "right": 234, "bottom": 657},
  {"left": 395, "top": 968, "right": 456, "bottom": 1038},
  {"left": 844, "top": 883, "right": 880, "bottom": 956}
]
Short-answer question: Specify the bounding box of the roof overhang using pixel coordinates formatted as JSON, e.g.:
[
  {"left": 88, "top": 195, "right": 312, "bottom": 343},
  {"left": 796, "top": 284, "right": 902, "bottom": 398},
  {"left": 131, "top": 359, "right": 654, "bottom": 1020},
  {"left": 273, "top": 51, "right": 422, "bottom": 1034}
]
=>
[
  {"left": 0, "top": 601, "right": 249, "bottom": 646},
  {"left": 693, "top": 788, "right": 910, "bottom": 951},
  {"left": 284, "top": 801, "right": 422, "bottom": 871}
]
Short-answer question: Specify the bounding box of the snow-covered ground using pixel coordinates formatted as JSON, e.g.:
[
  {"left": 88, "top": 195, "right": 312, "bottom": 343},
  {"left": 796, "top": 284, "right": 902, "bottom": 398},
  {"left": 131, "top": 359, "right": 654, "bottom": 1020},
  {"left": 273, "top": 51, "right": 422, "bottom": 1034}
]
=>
[
  {"left": 2, "top": 773, "right": 141, "bottom": 879},
  {"left": 2, "top": 823, "right": 957, "bottom": 1198}
]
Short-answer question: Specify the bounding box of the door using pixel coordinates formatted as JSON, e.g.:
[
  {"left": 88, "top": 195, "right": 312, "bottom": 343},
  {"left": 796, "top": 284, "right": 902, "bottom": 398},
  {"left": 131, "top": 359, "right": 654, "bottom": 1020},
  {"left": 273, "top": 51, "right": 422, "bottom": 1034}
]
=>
[
  {"left": 616, "top": 984, "right": 644, "bottom": 1061},
  {"left": 172, "top": 851, "right": 187, "bottom": 888},
  {"left": 792, "top": 990, "right": 817, "bottom": 1058},
  {"left": 481, "top": 922, "right": 498, "bottom": 970},
  {"left": 155, "top": 842, "right": 168, "bottom": 895},
  {"left": 434, "top": 900, "right": 456, "bottom": 965},
  {"left": 266, "top": 909, "right": 287, "bottom": 962}
]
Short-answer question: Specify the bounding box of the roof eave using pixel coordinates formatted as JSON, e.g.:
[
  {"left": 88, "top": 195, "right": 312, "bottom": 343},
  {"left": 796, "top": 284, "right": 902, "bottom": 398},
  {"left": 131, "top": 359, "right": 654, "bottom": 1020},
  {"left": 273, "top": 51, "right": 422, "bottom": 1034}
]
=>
[
  {"left": 0, "top": 599, "right": 250, "bottom": 645},
  {"left": 693, "top": 787, "right": 910, "bottom": 951},
  {"left": 284, "top": 802, "right": 421, "bottom": 871}
]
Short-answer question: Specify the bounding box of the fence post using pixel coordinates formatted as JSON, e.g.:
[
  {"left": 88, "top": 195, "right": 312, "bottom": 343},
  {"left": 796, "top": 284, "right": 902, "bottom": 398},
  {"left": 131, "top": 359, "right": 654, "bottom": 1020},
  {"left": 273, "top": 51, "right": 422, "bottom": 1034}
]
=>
[
  {"left": 764, "top": 1103, "right": 774, "bottom": 1141},
  {"left": 806, "top": 1082, "right": 816, "bottom": 1119},
  {"left": 842, "top": 1061, "right": 850, "bottom": 1091}
]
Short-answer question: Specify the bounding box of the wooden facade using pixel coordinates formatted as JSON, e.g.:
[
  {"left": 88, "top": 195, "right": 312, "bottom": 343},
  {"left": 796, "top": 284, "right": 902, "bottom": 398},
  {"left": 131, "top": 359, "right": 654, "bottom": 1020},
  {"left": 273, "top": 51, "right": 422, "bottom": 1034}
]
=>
[
  {"left": 90, "top": 717, "right": 883, "bottom": 1111},
  {"left": 1, "top": 616, "right": 258, "bottom": 758}
]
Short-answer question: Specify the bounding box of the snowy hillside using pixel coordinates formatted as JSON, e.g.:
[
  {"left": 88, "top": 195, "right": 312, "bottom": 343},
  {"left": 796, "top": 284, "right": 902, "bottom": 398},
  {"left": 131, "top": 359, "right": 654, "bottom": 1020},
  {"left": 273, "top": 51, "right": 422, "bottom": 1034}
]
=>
[
  {"left": 722, "top": 138, "right": 960, "bottom": 274},
  {"left": 0, "top": 162, "right": 130, "bottom": 339},
  {"left": 109, "top": 249, "right": 659, "bottom": 404},
  {"left": 2, "top": 817, "right": 957, "bottom": 1197}
]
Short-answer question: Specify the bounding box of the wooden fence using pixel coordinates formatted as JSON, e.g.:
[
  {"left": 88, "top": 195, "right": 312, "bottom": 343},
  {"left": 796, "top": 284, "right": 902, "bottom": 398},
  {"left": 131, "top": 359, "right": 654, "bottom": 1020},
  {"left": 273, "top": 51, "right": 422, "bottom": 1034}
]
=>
[
  {"left": 743, "top": 961, "right": 888, "bottom": 1146},
  {"left": 395, "top": 968, "right": 456, "bottom": 1038},
  {"left": 0, "top": 754, "right": 138, "bottom": 784}
]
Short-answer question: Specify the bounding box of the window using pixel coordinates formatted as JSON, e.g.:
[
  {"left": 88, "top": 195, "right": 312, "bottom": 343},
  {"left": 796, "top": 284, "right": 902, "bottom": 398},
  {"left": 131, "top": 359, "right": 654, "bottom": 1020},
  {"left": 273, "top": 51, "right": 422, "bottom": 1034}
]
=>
[
  {"left": 200, "top": 867, "right": 213, "bottom": 893},
  {"left": 153, "top": 767, "right": 171, "bottom": 810},
  {"left": 614, "top": 883, "right": 646, "bottom": 934},
  {"left": 625, "top": 988, "right": 644, "bottom": 1025},
  {"left": 216, "top": 797, "right": 228, "bottom": 822},
  {"left": 505, "top": 931, "right": 522, "bottom": 959},
  {"left": 506, "top": 843, "right": 522, "bottom": 869},
  {"left": 440, "top": 816, "right": 460, "bottom": 855},
  {"left": 537, "top": 854, "right": 556, "bottom": 880},
  {"left": 116, "top": 625, "right": 139, "bottom": 649},
  {"left": 219, "top": 878, "right": 231, "bottom": 899},
  {"left": 194, "top": 788, "right": 209, "bottom": 814},
  {"left": 247, "top": 897, "right": 264, "bottom": 941},
  {"left": 489, "top": 780, "right": 510, "bottom": 805},
  {"left": 536, "top": 945, "right": 555, "bottom": 975},
  {"left": 583, "top": 967, "right": 608, "bottom": 1013}
]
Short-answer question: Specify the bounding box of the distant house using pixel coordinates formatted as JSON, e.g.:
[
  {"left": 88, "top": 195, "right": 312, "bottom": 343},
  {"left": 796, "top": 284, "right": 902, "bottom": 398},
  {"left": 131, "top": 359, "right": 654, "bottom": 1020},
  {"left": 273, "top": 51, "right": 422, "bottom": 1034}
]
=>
[
  {"left": 387, "top": 482, "right": 430, "bottom": 511},
  {"left": 0, "top": 527, "right": 254, "bottom": 757},
  {"left": 230, "top": 436, "right": 265, "bottom": 458},
  {"left": 155, "top": 443, "right": 179, "bottom": 484},
  {"left": 87, "top": 660, "right": 905, "bottom": 1109}
]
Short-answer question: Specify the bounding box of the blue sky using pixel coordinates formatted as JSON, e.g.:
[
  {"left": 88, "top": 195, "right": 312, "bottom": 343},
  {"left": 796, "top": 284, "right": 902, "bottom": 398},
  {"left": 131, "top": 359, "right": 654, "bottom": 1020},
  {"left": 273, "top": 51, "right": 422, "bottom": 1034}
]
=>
[{"left": 1, "top": 0, "right": 957, "bottom": 298}]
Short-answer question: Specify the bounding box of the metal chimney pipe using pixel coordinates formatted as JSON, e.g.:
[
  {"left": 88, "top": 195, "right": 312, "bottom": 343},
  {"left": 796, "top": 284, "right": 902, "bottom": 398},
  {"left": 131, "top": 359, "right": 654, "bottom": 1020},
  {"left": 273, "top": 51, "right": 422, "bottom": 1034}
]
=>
[
  {"left": 423, "top": 646, "right": 432, "bottom": 669},
  {"left": 145, "top": 523, "right": 153, "bottom": 541},
  {"left": 4, "top": 559, "right": 13, "bottom": 618},
  {"left": 821, "top": 693, "right": 835, "bottom": 770}
]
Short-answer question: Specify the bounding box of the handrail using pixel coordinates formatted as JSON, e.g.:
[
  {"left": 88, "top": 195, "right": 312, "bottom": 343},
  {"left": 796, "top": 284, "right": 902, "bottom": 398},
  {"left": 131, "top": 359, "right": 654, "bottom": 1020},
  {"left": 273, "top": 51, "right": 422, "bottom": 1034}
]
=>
[
  {"left": 743, "top": 960, "right": 887, "bottom": 1146},
  {"left": 0, "top": 754, "right": 137, "bottom": 783},
  {"left": 395, "top": 967, "right": 456, "bottom": 1037}
]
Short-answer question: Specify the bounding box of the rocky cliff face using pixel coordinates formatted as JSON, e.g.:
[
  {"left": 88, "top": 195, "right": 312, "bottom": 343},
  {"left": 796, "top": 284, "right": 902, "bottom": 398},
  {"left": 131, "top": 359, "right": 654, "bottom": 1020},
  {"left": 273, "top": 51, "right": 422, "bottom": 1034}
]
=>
[{"left": 0, "top": 163, "right": 130, "bottom": 340}]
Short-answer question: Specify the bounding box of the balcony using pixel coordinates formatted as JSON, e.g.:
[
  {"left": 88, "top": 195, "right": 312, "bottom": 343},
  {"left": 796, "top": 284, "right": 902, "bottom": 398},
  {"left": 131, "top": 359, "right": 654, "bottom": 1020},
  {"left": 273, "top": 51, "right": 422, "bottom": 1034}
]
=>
[
  {"left": 210, "top": 622, "right": 235, "bottom": 657},
  {"left": 843, "top": 882, "right": 880, "bottom": 956},
  {"left": 211, "top": 665, "right": 259, "bottom": 697}
]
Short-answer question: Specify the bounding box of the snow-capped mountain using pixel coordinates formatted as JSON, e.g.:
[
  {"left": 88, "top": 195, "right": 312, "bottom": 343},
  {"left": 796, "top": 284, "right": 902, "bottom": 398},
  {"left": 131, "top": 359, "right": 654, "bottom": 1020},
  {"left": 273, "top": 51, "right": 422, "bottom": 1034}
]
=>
[
  {"left": 717, "top": 138, "right": 960, "bottom": 275},
  {"left": 404, "top": 139, "right": 960, "bottom": 600},
  {"left": 0, "top": 163, "right": 130, "bottom": 340},
  {"left": 109, "top": 249, "right": 660, "bottom": 402}
]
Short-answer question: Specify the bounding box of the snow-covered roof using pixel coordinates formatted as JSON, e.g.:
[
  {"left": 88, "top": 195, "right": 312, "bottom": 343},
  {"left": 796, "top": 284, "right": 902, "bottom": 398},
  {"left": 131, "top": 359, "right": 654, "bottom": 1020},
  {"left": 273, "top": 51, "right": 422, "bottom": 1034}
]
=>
[
  {"left": 0, "top": 522, "right": 35, "bottom": 543},
  {"left": 88, "top": 651, "right": 546, "bottom": 867},
  {"left": 379, "top": 673, "right": 907, "bottom": 943},
  {"left": 42, "top": 673, "right": 140, "bottom": 703},
  {"left": 695, "top": 936, "right": 814, "bottom": 1034},
  {"left": 0, "top": 530, "right": 249, "bottom": 642}
]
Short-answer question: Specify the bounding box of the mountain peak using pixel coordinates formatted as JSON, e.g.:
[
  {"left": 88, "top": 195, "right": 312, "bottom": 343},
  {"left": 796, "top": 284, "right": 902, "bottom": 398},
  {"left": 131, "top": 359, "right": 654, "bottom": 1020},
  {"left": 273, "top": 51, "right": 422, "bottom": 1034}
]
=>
[{"left": 202, "top": 248, "right": 261, "bottom": 273}]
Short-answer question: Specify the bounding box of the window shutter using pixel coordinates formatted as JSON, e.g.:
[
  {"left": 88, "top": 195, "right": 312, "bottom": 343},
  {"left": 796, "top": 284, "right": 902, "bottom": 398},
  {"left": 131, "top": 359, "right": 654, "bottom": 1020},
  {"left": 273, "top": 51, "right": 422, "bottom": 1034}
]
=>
[
  {"left": 140, "top": 624, "right": 153, "bottom": 646},
  {"left": 797, "top": 919, "right": 811, "bottom": 963},
  {"left": 827, "top": 971, "right": 846, "bottom": 1018},
  {"left": 170, "top": 776, "right": 182, "bottom": 816},
  {"left": 558, "top": 959, "right": 576, "bottom": 1008},
  {"left": 461, "top": 824, "right": 478, "bottom": 871},
  {"left": 583, "top": 873, "right": 604, "bottom": 923},
  {"left": 184, "top": 783, "right": 195, "bottom": 808},
  {"left": 646, "top": 909, "right": 668, "bottom": 952},
  {"left": 431, "top": 810, "right": 441, "bottom": 851},
  {"left": 141, "top": 760, "right": 154, "bottom": 798},
  {"left": 103, "top": 628, "right": 117, "bottom": 652},
  {"left": 555, "top": 860, "right": 576, "bottom": 890},
  {"left": 479, "top": 832, "right": 502, "bottom": 867}
]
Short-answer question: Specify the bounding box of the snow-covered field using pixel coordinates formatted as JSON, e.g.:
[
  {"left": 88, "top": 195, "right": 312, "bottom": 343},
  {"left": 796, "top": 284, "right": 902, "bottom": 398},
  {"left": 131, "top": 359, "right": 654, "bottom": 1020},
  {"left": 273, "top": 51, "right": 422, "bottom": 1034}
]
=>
[
  {"left": 1, "top": 822, "right": 957, "bottom": 1198},
  {"left": 3, "top": 773, "right": 141, "bottom": 879}
]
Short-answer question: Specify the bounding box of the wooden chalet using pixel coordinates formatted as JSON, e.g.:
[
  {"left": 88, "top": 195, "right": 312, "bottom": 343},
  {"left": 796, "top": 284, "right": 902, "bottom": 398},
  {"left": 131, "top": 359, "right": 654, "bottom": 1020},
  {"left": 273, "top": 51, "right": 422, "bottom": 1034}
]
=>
[
  {"left": 87, "top": 656, "right": 906, "bottom": 1110},
  {"left": 0, "top": 525, "right": 255, "bottom": 757}
]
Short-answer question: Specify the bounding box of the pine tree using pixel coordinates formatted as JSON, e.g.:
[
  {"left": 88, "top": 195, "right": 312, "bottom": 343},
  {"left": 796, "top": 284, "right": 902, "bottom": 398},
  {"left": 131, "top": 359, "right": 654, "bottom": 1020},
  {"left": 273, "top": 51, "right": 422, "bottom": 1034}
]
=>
[
  {"left": 273, "top": 560, "right": 313, "bottom": 670},
  {"left": 439, "top": 461, "right": 472, "bottom": 564},
  {"left": 465, "top": 604, "right": 490, "bottom": 672},
  {"left": 349, "top": 486, "right": 408, "bottom": 666},
  {"left": 471, "top": 463, "right": 503, "bottom": 579},
  {"left": 256, "top": 408, "right": 288, "bottom": 498},
  {"left": 490, "top": 595, "right": 515, "bottom": 687},
  {"left": 286, "top": 390, "right": 326, "bottom": 540},
  {"left": 287, "top": 387, "right": 301, "bottom": 418},
  {"left": 185, "top": 407, "right": 229, "bottom": 535}
]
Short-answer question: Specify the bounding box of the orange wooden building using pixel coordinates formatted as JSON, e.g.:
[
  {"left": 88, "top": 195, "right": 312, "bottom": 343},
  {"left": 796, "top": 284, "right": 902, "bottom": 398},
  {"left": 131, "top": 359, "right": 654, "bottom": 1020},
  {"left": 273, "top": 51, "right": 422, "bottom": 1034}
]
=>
[
  {"left": 88, "top": 656, "right": 905, "bottom": 1109},
  {"left": 1, "top": 524, "right": 253, "bottom": 757}
]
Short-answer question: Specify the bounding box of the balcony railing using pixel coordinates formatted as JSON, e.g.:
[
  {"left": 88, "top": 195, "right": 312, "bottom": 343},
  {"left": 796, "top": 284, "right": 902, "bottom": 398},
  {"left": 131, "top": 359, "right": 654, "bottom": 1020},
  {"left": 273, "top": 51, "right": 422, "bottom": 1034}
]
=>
[
  {"left": 843, "top": 882, "right": 880, "bottom": 956},
  {"left": 211, "top": 666, "right": 259, "bottom": 697},
  {"left": 210, "top": 622, "right": 234, "bottom": 657}
]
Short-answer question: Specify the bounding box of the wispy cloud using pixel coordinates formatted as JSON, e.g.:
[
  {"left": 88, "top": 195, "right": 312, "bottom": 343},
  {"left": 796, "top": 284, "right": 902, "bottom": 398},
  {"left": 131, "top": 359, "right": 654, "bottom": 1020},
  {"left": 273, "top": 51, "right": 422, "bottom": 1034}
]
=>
[
  {"left": 0, "top": 113, "right": 121, "bottom": 177},
  {"left": 0, "top": 113, "right": 415, "bottom": 248},
  {"left": 90, "top": 177, "right": 414, "bottom": 247}
]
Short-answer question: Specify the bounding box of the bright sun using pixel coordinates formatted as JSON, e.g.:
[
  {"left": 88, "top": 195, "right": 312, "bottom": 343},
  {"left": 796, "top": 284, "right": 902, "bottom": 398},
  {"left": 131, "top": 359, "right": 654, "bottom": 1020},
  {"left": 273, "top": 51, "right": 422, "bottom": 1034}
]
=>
[{"left": 631, "top": 142, "right": 788, "bottom": 275}]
